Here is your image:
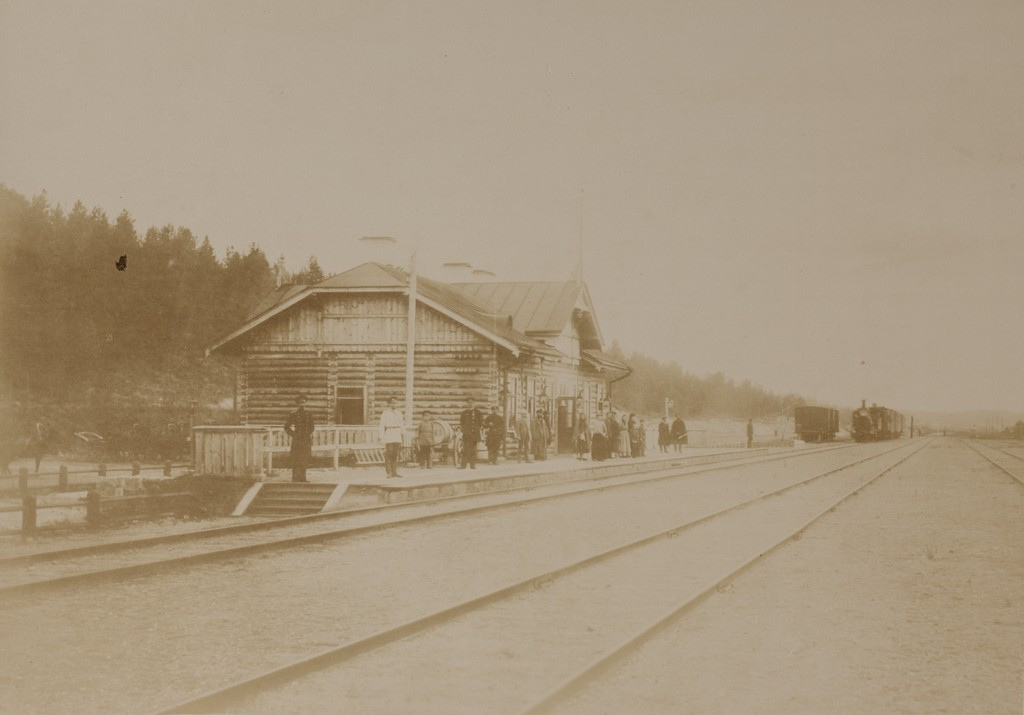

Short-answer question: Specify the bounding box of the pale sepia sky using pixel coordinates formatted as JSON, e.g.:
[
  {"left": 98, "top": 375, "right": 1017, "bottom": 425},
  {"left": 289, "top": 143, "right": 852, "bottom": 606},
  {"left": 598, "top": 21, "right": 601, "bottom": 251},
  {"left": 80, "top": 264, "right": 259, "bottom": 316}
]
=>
[{"left": 1, "top": 0, "right": 1021, "bottom": 413}]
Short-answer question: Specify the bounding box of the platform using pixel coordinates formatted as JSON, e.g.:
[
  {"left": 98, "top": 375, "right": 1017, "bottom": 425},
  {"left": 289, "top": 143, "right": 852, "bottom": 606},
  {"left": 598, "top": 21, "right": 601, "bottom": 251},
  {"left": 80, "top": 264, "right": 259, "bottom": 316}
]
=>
[{"left": 239, "top": 446, "right": 785, "bottom": 514}]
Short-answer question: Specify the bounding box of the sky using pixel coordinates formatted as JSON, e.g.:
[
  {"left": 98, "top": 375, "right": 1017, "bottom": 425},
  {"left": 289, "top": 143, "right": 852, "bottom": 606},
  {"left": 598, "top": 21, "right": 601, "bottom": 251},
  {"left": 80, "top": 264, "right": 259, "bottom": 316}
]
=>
[{"left": 1, "top": 0, "right": 1022, "bottom": 414}]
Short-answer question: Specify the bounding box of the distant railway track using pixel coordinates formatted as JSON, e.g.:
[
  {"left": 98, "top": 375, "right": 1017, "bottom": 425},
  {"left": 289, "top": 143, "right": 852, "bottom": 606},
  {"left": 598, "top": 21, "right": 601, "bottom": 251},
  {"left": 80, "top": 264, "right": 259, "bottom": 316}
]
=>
[
  {"left": 0, "top": 444, "right": 856, "bottom": 598},
  {"left": 962, "top": 439, "right": 1024, "bottom": 487},
  {"left": 153, "top": 438, "right": 931, "bottom": 715}
]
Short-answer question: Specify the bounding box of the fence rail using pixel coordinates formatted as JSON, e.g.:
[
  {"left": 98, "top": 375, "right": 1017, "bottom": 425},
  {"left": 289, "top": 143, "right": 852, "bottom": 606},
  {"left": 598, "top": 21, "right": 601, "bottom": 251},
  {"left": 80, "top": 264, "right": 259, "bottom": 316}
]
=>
[{"left": 192, "top": 425, "right": 419, "bottom": 477}]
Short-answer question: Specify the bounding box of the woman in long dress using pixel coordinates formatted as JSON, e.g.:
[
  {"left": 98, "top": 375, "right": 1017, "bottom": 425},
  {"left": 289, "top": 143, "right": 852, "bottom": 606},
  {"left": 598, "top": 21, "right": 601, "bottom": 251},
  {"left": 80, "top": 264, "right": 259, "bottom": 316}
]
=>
[
  {"left": 628, "top": 413, "right": 641, "bottom": 457},
  {"left": 589, "top": 412, "right": 609, "bottom": 461},
  {"left": 574, "top": 411, "right": 590, "bottom": 460},
  {"left": 617, "top": 414, "right": 631, "bottom": 457}
]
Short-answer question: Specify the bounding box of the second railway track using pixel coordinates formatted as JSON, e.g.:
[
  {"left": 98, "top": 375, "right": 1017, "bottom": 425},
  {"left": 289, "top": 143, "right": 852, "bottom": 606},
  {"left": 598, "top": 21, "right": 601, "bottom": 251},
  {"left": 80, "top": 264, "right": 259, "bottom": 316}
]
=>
[
  {"left": 0, "top": 444, "right": 854, "bottom": 597},
  {"left": 154, "top": 439, "right": 932, "bottom": 714}
]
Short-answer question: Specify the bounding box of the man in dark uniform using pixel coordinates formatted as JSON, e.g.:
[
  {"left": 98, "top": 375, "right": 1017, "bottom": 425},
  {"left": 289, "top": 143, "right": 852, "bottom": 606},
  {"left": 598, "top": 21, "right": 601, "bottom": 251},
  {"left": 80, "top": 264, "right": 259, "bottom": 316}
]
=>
[
  {"left": 284, "top": 395, "right": 315, "bottom": 482},
  {"left": 746, "top": 418, "right": 754, "bottom": 448},
  {"left": 459, "top": 396, "right": 484, "bottom": 469},
  {"left": 671, "top": 415, "right": 687, "bottom": 452},
  {"left": 483, "top": 405, "right": 505, "bottom": 465}
]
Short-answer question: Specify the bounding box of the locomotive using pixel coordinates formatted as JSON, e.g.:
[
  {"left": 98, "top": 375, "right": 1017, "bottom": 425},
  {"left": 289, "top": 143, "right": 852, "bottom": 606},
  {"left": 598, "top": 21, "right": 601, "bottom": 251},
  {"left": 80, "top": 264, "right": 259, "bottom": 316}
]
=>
[
  {"left": 794, "top": 406, "right": 839, "bottom": 442},
  {"left": 851, "top": 400, "right": 903, "bottom": 442}
]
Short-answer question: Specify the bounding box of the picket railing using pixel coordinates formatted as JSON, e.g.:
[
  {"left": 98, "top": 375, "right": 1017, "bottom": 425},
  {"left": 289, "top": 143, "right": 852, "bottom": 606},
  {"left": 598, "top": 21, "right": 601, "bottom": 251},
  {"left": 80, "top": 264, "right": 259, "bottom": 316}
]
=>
[{"left": 192, "top": 425, "right": 417, "bottom": 477}]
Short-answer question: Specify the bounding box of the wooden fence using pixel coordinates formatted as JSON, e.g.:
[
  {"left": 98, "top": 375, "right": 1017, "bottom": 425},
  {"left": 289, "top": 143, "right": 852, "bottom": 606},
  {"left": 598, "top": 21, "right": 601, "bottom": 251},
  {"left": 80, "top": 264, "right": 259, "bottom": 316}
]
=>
[{"left": 192, "top": 425, "right": 417, "bottom": 477}]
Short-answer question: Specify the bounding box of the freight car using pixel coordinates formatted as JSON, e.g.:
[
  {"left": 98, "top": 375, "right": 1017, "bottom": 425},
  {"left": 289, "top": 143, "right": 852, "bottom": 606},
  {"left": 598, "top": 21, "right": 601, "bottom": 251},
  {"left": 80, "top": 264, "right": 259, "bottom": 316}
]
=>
[
  {"left": 851, "top": 401, "right": 904, "bottom": 442},
  {"left": 794, "top": 406, "right": 839, "bottom": 442}
]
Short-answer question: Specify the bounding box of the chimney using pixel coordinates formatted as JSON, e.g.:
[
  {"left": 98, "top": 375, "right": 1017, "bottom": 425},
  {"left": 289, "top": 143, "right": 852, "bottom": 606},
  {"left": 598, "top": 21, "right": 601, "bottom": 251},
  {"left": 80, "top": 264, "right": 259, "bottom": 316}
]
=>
[
  {"left": 441, "top": 261, "right": 473, "bottom": 281},
  {"left": 471, "top": 268, "right": 497, "bottom": 281}
]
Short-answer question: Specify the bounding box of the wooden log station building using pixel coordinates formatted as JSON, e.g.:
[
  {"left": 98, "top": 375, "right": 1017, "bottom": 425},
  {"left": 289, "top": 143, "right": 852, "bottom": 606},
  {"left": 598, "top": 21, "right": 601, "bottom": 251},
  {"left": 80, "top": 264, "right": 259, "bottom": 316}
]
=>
[{"left": 197, "top": 262, "right": 630, "bottom": 475}]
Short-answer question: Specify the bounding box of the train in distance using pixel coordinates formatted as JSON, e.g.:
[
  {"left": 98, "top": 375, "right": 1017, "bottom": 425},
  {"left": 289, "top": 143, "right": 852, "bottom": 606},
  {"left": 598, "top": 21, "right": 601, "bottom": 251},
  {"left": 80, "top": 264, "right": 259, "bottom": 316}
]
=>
[
  {"left": 851, "top": 400, "right": 904, "bottom": 442},
  {"left": 794, "top": 402, "right": 904, "bottom": 443}
]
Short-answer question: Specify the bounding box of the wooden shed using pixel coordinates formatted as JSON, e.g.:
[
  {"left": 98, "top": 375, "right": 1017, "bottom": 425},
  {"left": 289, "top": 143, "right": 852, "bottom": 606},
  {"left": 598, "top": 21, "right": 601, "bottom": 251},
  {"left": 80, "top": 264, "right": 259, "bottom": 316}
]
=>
[{"left": 202, "top": 262, "right": 629, "bottom": 471}]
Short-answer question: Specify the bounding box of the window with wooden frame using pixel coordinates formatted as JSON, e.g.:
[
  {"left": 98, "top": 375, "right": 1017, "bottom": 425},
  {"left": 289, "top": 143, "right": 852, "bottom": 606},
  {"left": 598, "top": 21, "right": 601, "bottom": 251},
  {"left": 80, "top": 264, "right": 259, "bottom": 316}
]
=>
[{"left": 335, "top": 386, "right": 367, "bottom": 425}]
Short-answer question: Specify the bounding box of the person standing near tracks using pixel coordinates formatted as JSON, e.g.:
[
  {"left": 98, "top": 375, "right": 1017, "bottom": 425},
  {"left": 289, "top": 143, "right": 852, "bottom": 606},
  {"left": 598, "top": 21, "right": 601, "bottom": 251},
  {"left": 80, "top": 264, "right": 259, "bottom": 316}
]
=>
[
  {"left": 284, "top": 395, "right": 315, "bottom": 482},
  {"left": 590, "top": 409, "right": 609, "bottom": 461},
  {"left": 484, "top": 405, "right": 505, "bottom": 464},
  {"left": 574, "top": 410, "right": 590, "bottom": 460},
  {"left": 379, "top": 397, "right": 404, "bottom": 478},
  {"left": 514, "top": 409, "right": 533, "bottom": 463},
  {"left": 628, "top": 413, "right": 641, "bottom": 457},
  {"left": 607, "top": 410, "right": 621, "bottom": 458},
  {"left": 658, "top": 416, "right": 671, "bottom": 453},
  {"left": 415, "top": 410, "right": 436, "bottom": 470},
  {"left": 532, "top": 409, "right": 549, "bottom": 461},
  {"left": 459, "top": 397, "right": 484, "bottom": 469},
  {"left": 617, "top": 413, "right": 631, "bottom": 457},
  {"left": 671, "top": 415, "right": 687, "bottom": 452},
  {"left": 746, "top": 418, "right": 754, "bottom": 448}
]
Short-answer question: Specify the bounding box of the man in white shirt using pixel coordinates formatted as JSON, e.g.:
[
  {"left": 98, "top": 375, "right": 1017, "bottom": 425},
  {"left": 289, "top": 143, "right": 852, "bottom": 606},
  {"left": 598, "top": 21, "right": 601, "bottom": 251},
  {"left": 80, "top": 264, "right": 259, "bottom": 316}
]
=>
[{"left": 379, "top": 397, "right": 404, "bottom": 478}]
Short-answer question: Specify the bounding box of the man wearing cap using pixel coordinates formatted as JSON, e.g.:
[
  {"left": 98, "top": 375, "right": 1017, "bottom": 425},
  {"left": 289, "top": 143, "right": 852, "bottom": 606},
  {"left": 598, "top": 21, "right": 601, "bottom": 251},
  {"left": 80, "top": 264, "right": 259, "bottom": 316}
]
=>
[
  {"left": 284, "top": 395, "right": 315, "bottom": 482},
  {"left": 379, "top": 397, "right": 404, "bottom": 478}
]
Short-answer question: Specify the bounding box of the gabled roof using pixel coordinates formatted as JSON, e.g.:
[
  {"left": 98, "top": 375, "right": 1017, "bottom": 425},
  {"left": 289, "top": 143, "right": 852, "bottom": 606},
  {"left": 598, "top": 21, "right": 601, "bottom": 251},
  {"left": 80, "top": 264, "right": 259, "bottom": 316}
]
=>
[
  {"left": 450, "top": 281, "right": 581, "bottom": 335},
  {"left": 245, "top": 283, "right": 308, "bottom": 320},
  {"left": 209, "top": 262, "right": 564, "bottom": 358},
  {"left": 316, "top": 261, "right": 407, "bottom": 289},
  {"left": 453, "top": 280, "right": 605, "bottom": 349}
]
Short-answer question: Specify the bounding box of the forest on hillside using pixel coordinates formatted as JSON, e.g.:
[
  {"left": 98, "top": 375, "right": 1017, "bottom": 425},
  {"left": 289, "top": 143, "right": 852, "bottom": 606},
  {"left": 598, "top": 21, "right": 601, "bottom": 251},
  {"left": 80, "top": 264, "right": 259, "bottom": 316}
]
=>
[
  {"left": 0, "top": 185, "right": 806, "bottom": 457},
  {"left": 0, "top": 186, "right": 323, "bottom": 456}
]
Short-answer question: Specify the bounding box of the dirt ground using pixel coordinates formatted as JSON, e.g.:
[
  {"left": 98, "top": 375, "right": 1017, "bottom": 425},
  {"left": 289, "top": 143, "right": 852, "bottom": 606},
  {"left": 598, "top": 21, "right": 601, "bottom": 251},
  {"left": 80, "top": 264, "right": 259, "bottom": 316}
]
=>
[{"left": 561, "top": 437, "right": 1024, "bottom": 714}]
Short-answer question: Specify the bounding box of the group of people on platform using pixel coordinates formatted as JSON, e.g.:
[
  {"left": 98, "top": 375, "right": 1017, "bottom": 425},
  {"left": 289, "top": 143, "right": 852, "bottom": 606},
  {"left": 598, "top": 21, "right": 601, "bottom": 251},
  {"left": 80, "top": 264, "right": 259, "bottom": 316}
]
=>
[
  {"left": 444, "top": 397, "right": 551, "bottom": 471},
  {"left": 285, "top": 392, "right": 689, "bottom": 483},
  {"left": 573, "top": 409, "right": 654, "bottom": 462},
  {"left": 396, "top": 396, "right": 552, "bottom": 478}
]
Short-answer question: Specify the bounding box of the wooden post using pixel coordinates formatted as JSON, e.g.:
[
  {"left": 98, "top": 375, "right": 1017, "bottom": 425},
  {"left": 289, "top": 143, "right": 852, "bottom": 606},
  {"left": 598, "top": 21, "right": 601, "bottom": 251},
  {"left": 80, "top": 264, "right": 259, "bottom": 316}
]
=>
[
  {"left": 58, "top": 465, "right": 68, "bottom": 490},
  {"left": 405, "top": 248, "right": 417, "bottom": 428},
  {"left": 266, "top": 430, "right": 273, "bottom": 477},
  {"left": 22, "top": 494, "right": 37, "bottom": 534},
  {"left": 86, "top": 490, "right": 102, "bottom": 528},
  {"left": 18, "top": 467, "right": 28, "bottom": 493}
]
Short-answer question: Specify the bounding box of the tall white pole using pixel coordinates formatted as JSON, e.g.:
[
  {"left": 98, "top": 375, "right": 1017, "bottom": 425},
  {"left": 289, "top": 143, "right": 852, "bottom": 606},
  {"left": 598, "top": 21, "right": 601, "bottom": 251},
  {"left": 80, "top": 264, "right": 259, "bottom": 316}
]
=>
[{"left": 405, "top": 248, "right": 417, "bottom": 427}]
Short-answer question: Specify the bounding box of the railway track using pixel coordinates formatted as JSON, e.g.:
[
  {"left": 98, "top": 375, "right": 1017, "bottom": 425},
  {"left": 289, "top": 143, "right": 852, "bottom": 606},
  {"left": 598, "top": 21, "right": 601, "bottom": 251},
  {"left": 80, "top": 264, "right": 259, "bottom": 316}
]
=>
[
  {"left": 0, "top": 444, "right": 855, "bottom": 598},
  {"left": 962, "top": 439, "right": 1024, "bottom": 486},
  {"left": 153, "top": 438, "right": 930, "bottom": 714}
]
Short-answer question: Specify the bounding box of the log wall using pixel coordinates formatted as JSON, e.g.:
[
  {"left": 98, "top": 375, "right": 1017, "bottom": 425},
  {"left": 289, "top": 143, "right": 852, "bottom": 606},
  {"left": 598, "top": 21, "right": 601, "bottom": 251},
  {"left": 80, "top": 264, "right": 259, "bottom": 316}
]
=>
[{"left": 236, "top": 292, "right": 612, "bottom": 437}]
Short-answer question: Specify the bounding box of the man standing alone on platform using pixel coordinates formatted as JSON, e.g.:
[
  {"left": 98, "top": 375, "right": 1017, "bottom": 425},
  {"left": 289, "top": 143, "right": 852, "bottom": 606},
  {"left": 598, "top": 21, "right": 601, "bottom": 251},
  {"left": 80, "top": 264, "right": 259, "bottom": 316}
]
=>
[
  {"left": 459, "top": 397, "right": 484, "bottom": 469},
  {"left": 379, "top": 397, "right": 404, "bottom": 478},
  {"left": 284, "top": 394, "right": 315, "bottom": 483},
  {"left": 484, "top": 405, "right": 505, "bottom": 465},
  {"left": 746, "top": 418, "right": 754, "bottom": 448}
]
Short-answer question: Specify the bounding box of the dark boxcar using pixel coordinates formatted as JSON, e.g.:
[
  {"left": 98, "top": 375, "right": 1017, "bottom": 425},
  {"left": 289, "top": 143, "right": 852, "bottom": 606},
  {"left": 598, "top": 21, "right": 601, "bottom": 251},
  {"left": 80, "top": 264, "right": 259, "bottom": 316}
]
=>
[{"left": 794, "top": 406, "right": 839, "bottom": 442}]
